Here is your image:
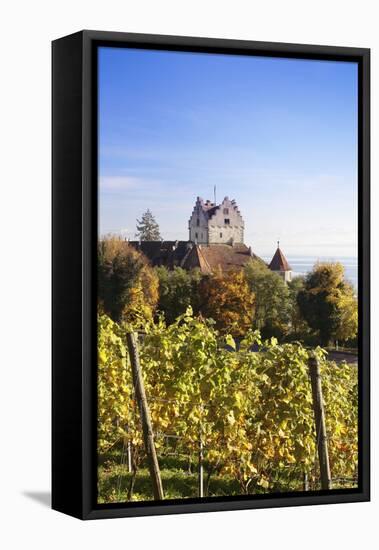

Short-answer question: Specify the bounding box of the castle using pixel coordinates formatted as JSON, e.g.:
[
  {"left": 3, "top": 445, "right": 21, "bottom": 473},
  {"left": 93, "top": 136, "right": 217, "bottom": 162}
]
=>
[
  {"left": 188, "top": 196, "right": 244, "bottom": 245},
  {"left": 130, "top": 196, "right": 292, "bottom": 281}
]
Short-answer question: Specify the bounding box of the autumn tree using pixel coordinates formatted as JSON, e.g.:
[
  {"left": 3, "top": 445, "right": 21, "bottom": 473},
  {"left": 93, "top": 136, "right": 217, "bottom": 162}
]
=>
[
  {"left": 244, "top": 259, "right": 290, "bottom": 339},
  {"left": 135, "top": 209, "right": 162, "bottom": 241},
  {"left": 155, "top": 266, "right": 203, "bottom": 324},
  {"left": 98, "top": 236, "right": 159, "bottom": 323},
  {"left": 198, "top": 269, "right": 255, "bottom": 337},
  {"left": 297, "top": 262, "right": 358, "bottom": 346}
]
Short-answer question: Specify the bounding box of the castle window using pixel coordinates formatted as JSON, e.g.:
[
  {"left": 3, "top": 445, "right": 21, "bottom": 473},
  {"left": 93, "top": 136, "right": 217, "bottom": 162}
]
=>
[
  {"left": 223, "top": 208, "right": 229, "bottom": 215},
  {"left": 196, "top": 218, "right": 200, "bottom": 226},
  {"left": 195, "top": 232, "right": 198, "bottom": 239},
  {"left": 224, "top": 218, "right": 230, "bottom": 225},
  {"left": 220, "top": 232, "right": 223, "bottom": 238},
  {"left": 201, "top": 233, "right": 203, "bottom": 239}
]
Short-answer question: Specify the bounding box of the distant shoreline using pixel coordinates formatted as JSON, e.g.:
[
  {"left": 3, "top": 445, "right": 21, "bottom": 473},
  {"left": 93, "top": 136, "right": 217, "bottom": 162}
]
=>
[{"left": 261, "top": 255, "right": 358, "bottom": 289}]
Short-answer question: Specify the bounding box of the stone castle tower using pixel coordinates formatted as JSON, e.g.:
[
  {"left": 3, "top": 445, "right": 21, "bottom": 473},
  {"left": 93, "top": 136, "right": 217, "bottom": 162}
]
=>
[
  {"left": 129, "top": 197, "right": 292, "bottom": 280},
  {"left": 188, "top": 196, "right": 244, "bottom": 245}
]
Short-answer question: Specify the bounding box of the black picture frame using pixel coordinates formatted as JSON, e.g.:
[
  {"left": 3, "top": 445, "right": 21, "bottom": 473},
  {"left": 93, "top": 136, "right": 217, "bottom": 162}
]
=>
[{"left": 52, "top": 30, "right": 370, "bottom": 520}]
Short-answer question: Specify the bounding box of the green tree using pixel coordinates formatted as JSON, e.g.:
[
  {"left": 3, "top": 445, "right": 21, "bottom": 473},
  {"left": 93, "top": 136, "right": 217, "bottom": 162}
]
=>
[
  {"left": 155, "top": 266, "right": 202, "bottom": 324},
  {"left": 98, "top": 236, "right": 159, "bottom": 323},
  {"left": 287, "top": 276, "right": 311, "bottom": 340},
  {"left": 135, "top": 209, "right": 162, "bottom": 241},
  {"left": 244, "top": 259, "right": 290, "bottom": 339},
  {"left": 297, "top": 262, "right": 358, "bottom": 346}
]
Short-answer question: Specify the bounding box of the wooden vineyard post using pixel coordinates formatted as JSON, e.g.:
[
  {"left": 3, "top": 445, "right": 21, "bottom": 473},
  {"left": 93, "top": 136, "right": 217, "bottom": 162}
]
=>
[
  {"left": 198, "top": 404, "right": 204, "bottom": 498},
  {"left": 303, "top": 471, "right": 309, "bottom": 491},
  {"left": 308, "top": 355, "right": 332, "bottom": 490},
  {"left": 127, "top": 441, "right": 132, "bottom": 473},
  {"left": 126, "top": 332, "right": 164, "bottom": 500},
  {"left": 198, "top": 433, "right": 204, "bottom": 498}
]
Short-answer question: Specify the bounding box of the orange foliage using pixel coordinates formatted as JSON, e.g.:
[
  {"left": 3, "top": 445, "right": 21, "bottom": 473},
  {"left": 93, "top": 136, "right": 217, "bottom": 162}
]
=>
[{"left": 198, "top": 268, "right": 255, "bottom": 337}]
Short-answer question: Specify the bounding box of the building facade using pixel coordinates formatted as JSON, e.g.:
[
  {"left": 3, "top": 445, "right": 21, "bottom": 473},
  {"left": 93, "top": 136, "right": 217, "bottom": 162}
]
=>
[
  {"left": 188, "top": 196, "right": 244, "bottom": 245},
  {"left": 129, "top": 198, "right": 292, "bottom": 281},
  {"left": 268, "top": 243, "right": 292, "bottom": 282}
]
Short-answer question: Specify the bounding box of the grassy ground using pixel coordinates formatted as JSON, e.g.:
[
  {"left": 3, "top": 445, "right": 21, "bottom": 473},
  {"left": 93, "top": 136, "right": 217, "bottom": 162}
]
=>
[
  {"left": 98, "top": 452, "right": 242, "bottom": 503},
  {"left": 97, "top": 447, "right": 313, "bottom": 503}
]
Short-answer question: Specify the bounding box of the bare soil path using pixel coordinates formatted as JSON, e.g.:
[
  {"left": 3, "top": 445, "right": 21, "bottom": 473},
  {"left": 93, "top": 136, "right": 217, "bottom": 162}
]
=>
[{"left": 327, "top": 351, "right": 358, "bottom": 364}]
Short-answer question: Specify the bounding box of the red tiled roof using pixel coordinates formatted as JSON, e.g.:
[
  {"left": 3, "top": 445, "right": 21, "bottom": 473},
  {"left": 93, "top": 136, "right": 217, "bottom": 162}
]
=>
[
  {"left": 183, "top": 244, "right": 261, "bottom": 273},
  {"left": 181, "top": 245, "right": 212, "bottom": 274},
  {"left": 130, "top": 240, "right": 263, "bottom": 274},
  {"left": 268, "top": 247, "right": 291, "bottom": 272}
]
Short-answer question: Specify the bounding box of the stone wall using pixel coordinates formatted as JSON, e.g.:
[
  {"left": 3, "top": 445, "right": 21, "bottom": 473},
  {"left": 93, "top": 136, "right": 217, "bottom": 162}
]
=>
[
  {"left": 188, "top": 196, "right": 245, "bottom": 245},
  {"left": 272, "top": 269, "right": 292, "bottom": 283},
  {"left": 188, "top": 197, "right": 210, "bottom": 244},
  {"left": 208, "top": 197, "right": 244, "bottom": 244}
]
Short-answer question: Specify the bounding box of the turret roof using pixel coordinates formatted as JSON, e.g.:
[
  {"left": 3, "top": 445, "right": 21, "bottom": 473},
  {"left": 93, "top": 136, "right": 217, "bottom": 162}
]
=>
[{"left": 268, "top": 246, "right": 291, "bottom": 272}]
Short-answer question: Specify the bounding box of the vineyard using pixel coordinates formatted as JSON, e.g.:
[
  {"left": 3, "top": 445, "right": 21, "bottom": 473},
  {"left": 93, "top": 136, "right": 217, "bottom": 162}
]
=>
[{"left": 97, "top": 308, "right": 358, "bottom": 503}]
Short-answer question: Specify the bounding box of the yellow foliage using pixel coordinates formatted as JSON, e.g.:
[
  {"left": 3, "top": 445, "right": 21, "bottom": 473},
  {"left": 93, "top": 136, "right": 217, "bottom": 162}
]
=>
[
  {"left": 98, "top": 309, "right": 358, "bottom": 500},
  {"left": 98, "top": 236, "right": 159, "bottom": 323},
  {"left": 199, "top": 269, "right": 255, "bottom": 337}
]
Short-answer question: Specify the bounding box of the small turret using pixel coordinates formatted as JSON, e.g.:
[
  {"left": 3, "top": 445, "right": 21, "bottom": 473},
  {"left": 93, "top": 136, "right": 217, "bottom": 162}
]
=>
[{"left": 268, "top": 241, "right": 292, "bottom": 283}]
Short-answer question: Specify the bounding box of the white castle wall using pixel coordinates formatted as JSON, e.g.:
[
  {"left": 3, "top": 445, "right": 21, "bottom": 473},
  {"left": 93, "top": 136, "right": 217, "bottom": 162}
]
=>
[
  {"left": 188, "top": 196, "right": 244, "bottom": 245},
  {"left": 188, "top": 198, "right": 209, "bottom": 244},
  {"left": 281, "top": 270, "right": 292, "bottom": 283},
  {"left": 208, "top": 197, "right": 244, "bottom": 244}
]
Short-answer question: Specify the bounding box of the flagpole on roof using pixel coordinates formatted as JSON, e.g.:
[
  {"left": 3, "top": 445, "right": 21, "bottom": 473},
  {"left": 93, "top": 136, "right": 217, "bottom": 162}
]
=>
[{"left": 214, "top": 185, "right": 216, "bottom": 205}]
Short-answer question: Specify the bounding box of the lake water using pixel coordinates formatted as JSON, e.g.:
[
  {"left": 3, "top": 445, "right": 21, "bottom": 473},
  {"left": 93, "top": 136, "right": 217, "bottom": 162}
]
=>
[{"left": 263, "top": 256, "right": 358, "bottom": 290}]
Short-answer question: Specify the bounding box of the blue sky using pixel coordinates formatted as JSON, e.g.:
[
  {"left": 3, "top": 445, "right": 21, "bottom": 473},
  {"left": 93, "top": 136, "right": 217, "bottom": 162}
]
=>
[{"left": 99, "top": 47, "right": 358, "bottom": 258}]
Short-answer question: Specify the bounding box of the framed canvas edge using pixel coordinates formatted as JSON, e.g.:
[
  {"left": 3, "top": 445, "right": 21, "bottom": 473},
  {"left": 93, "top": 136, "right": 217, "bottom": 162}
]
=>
[
  {"left": 52, "top": 30, "right": 370, "bottom": 520},
  {"left": 52, "top": 31, "right": 85, "bottom": 520}
]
